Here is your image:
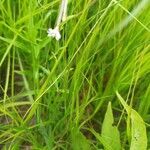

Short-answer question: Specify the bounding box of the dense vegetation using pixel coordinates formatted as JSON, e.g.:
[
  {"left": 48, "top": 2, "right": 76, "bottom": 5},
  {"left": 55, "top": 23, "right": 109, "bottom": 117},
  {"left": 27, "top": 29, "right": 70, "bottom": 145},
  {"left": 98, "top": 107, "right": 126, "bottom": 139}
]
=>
[{"left": 0, "top": 0, "right": 150, "bottom": 149}]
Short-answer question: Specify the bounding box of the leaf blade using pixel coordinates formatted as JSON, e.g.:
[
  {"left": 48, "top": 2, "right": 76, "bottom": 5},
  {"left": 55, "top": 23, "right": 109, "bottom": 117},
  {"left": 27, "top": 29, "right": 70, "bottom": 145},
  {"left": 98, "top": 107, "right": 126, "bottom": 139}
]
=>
[
  {"left": 116, "top": 91, "right": 147, "bottom": 150},
  {"left": 101, "top": 102, "right": 121, "bottom": 150}
]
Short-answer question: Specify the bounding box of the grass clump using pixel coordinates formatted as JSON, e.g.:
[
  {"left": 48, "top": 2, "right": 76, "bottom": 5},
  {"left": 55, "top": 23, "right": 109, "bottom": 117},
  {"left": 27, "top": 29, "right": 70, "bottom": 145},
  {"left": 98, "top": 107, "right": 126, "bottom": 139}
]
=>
[{"left": 0, "top": 0, "right": 150, "bottom": 149}]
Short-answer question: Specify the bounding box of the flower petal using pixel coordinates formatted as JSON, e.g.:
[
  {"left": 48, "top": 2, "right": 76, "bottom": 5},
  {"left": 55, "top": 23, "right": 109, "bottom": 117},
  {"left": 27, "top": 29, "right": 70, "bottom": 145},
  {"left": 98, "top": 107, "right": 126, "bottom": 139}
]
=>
[{"left": 47, "top": 28, "right": 61, "bottom": 41}]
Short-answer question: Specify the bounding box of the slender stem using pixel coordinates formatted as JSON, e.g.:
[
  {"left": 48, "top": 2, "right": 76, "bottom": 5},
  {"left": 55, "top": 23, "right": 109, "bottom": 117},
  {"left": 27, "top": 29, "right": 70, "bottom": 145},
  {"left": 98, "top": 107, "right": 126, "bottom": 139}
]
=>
[
  {"left": 55, "top": 0, "right": 67, "bottom": 27},
  {"left": 62, "top": 0, "right": 68, "bottom": 21}
]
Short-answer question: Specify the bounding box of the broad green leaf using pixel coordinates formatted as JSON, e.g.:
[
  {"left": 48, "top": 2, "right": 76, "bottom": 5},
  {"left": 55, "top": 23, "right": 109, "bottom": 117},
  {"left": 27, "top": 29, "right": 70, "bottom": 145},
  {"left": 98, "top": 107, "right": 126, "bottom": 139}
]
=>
[
  {"left": 101, "top": 102, "right": 121, "bottom": 150},
  {"left": 116, "top": 91, "right": 147, "bottom": 150},
  {"left": 71, "top": 127, "right": 91, "bottom": 150},
  {"left": 90, "top": 129, "right": 113, "bottom": 150}
]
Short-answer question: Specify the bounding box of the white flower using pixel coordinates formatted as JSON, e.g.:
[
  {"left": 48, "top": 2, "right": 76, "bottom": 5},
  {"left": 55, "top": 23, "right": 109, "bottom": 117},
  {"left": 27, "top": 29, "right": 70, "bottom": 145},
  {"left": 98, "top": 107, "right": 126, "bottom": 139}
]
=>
[
  {"left": 47, "top": 0, "right": 68, "bottom": 41},
  {"left": 47, "top": 27, "right": 61, "bottom": 41}
]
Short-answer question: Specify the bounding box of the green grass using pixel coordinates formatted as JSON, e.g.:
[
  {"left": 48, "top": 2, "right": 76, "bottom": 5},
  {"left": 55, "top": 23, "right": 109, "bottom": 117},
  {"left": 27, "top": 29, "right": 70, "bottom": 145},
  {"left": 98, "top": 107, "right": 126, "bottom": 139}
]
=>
[{"left": 0, "top": 0, "right": 150, "bottom": 149}]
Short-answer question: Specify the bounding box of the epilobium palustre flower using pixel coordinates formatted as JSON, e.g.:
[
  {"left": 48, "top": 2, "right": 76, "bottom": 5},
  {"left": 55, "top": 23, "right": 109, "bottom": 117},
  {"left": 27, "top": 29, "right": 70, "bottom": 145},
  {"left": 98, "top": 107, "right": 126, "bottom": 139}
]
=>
[
  {"left": 47, "top": 0, "right": 68, "bottom": 41},
  {"left": 47, "top": 26, "right": 61, "bottom": 41}
]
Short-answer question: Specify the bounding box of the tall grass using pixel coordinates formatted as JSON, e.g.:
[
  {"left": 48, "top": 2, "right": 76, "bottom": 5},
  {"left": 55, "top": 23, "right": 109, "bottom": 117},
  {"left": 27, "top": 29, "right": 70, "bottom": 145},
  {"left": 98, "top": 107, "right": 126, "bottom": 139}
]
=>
[{"left": 0, "top": 0, "right": 150, "bottom": 149}]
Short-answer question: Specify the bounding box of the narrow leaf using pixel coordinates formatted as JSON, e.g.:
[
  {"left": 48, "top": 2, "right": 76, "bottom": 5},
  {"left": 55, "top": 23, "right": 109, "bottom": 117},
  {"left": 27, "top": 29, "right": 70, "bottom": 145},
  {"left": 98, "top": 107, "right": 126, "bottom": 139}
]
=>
[
  {"left": 101, "top": 102, "right": 121, "bottom": 150},
  {"left": 116, "top": 91, "right": 147, "bottom": 150}
]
